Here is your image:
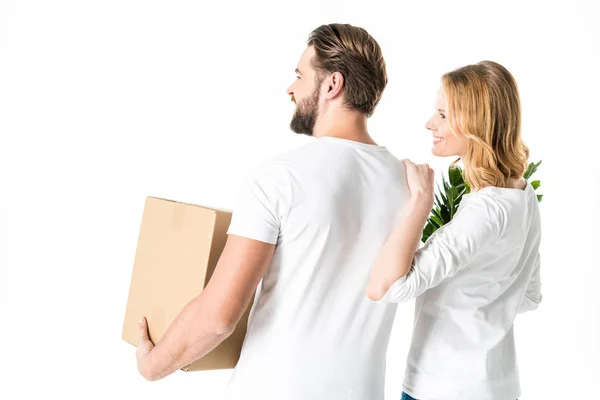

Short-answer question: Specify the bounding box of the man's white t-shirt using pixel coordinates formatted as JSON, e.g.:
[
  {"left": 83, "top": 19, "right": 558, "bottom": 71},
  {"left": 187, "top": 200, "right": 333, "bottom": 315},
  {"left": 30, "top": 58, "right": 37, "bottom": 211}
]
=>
[
  {"left": 223, "top": 136, "right": 410, "bottom": 400},
  {"left": 384, "top": 183, "right": 542, "bottom": 400}
]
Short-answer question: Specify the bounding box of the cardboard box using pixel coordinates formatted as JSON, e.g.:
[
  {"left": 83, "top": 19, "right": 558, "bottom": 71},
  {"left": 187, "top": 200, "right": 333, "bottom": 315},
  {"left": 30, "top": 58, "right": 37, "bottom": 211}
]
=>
[{"left": 122, "top": 196, "right": 253, "bottom": 371}]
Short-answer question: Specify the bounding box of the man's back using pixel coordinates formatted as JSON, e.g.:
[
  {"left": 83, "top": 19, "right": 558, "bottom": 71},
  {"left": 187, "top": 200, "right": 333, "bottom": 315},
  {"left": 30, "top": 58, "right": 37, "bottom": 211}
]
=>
[{"left": 224, "top": 137, "right": 410, "bottom": 400}]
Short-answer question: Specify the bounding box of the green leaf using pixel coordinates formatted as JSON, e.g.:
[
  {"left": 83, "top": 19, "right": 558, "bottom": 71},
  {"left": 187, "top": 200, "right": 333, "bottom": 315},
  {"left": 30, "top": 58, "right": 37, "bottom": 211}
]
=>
[
  {"left": 456, "top": 187, "right": 467, "bottom": 199},
  {"left": 449, "top": 166, "right": 464, "bottom": 186},
  {"left": 442, "top": 178, "right": 451, "bottom": 193},
  {"left": 440, "top": 191, "right": 449, "bottom": 208},
  {"left": 447, "top": 186, "right": 458, "bottom": 216},
  {"left": 431, "top": 207, "right": 444, "bottom": 222},
  {"left": 422, "top": 231, "right": 430, "bottom": 243},
  {"left": 422, "top": 222, "right": 436, "bottom": 243},
  {"left": 440, "top": 204, "right": 451, "bottom": 223},
  {"left": 537, "top": 194, "right": 543, "bottom": 202},
  {"left": 429, "top": 217, "right": 442, "bottom": 229},
  {"left": 434, "top": 194, "right": 444, "bottom": 209},
  {"left": 523, "top": 160, "right": 542, "bottom": 180},
  {"left": 531, "top": 180, "right": 541, "bottom": 190}
]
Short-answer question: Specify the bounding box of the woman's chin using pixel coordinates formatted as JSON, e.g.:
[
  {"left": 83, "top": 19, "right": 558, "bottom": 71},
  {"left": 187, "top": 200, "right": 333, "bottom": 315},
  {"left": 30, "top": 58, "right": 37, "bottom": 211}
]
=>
[
  {"left": 432, "top": 146, "right": 458, "bottom": 158},
  {"left": 431, "top": 148, "right": 445, "bottom": 157}
]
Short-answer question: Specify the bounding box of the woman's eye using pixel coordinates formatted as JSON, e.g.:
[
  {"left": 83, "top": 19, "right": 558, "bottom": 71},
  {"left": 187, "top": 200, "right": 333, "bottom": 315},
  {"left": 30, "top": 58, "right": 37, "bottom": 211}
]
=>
[{"left": 439, "top": 113, "right": 446, "bottom": 119}]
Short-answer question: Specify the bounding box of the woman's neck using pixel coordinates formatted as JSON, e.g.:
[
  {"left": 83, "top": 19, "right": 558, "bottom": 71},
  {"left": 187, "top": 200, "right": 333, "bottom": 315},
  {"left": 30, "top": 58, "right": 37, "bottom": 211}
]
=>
[{"left": 505, "top": 178, "right": 527, "bottom": 190}]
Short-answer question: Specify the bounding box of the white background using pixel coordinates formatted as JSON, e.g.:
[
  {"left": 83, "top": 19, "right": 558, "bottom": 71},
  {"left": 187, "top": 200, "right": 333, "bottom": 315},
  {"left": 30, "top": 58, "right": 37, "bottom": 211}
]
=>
[{"left": 1, "top": 0, "right": 599, "bottom": 398}]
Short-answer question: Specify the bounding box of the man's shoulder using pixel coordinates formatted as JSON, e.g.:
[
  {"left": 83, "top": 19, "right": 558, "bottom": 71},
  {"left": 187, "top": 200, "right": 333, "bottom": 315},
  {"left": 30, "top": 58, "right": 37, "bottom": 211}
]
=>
[
  {"left": 242, "top": 140, "right": 321, "bottom": 184},
  {"left": 256, "top": 139, "right": 324, "bottom": 169}
]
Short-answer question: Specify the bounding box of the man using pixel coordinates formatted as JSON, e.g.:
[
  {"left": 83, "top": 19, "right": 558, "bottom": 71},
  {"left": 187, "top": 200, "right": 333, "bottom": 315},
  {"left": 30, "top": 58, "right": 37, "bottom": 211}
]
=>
[{"left": 136, "top": 23, "right": 410, "bottom": 400}]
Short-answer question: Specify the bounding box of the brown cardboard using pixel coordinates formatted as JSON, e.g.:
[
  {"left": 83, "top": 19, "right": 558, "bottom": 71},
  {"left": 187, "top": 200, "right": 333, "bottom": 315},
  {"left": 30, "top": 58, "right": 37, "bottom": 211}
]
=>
[{"left": 122, "top": 196, "right": 253, "bottom": 371}]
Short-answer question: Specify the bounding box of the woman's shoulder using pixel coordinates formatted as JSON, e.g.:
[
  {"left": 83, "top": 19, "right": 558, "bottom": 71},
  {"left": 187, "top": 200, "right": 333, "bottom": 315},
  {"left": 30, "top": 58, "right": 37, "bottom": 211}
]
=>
[
  {"left": 455, "top": 190, "right": 510, "bottom": 233},
  {"left": 460, "top": 184, "right": 536, "bottom": 232},
  {"left": 460, "top": 189, "right": 509, "bottom": 215}
]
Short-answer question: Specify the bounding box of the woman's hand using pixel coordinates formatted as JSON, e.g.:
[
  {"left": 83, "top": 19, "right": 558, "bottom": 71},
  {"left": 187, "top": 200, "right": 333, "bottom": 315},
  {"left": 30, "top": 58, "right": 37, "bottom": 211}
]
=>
[{"left": 402, "top": 159, "right": 435, "bottom": 211}]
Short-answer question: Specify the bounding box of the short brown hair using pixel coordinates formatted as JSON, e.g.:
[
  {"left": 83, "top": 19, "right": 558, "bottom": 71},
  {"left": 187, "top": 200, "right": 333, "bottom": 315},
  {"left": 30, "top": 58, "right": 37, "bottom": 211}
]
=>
[
  {"left": 443, "top": 61, "right": 530, "bottom": 190},
  {"left": 307, "top": 24, "right": 387, "bottom": 117}
]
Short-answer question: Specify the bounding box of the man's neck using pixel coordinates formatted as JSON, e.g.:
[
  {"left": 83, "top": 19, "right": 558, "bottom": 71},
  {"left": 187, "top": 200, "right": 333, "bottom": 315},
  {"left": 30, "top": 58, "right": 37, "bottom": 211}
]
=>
[{"left": 313, "top": 110, "right": 376, "bottom": 145}]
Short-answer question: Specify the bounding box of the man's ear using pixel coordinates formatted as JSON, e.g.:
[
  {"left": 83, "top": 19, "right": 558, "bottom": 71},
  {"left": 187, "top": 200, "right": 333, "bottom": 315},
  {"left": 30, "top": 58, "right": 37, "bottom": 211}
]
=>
[{"left": 324, "top": 71, "right": 344, "bottom": 100}]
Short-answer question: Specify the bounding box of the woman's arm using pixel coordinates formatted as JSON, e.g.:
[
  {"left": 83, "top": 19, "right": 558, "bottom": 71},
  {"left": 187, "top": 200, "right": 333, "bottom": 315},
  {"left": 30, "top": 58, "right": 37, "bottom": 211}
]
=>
[
  {"left": 365, "top": 196, "right": 431, "bottom": 301},
  {"left": 368, "top": 193, "right": 504, "bottom": 303},
  {"left": 517, "top": 252, "right": 542, "bottom": 313},
  {"left": 365, "top": 160, "right": 434, "bottom": 301}
]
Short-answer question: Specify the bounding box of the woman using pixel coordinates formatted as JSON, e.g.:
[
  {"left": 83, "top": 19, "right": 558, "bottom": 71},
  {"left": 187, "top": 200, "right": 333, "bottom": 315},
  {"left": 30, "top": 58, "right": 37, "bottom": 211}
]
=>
[{"left": 366, "top": 61, "right": 542, "bottom": 400}]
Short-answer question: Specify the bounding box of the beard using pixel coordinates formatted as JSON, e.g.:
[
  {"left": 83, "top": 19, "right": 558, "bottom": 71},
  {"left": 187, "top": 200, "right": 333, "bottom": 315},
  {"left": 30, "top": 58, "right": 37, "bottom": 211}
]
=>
[{"left": 290, "top": 85, "right": 321, "bottom": 136}]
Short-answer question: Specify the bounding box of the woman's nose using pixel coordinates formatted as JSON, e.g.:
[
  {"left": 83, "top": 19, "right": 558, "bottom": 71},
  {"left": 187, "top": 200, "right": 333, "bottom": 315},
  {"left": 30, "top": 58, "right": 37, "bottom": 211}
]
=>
[{"left": 425, "top": 117, "right": 434, "bottom": 131}]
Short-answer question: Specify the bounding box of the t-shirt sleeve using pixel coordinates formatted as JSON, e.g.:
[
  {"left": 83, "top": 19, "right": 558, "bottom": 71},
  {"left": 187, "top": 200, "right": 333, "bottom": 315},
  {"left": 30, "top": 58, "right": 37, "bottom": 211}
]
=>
[
  {"left": 517, "top": 251, "right": 542, "bottom": 313},
  {"left": 226, "top": 164, "right": 287, "bottom": 245},
  {"left": 385, "top": 194, "right": 506, "bottom": 303}
]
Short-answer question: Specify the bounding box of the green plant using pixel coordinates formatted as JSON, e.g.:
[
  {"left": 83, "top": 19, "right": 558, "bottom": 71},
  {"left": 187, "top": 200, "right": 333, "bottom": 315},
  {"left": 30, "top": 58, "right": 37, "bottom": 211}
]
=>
[{"left": 421, "top": 160, "right": 543, "bottom": 243}]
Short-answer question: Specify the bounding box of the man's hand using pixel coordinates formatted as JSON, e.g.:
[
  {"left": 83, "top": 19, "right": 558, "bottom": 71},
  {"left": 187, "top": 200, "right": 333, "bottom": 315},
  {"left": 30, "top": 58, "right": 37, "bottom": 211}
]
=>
[
  {"left": 131, "top": 236, "right": 276, "bottom": 382},
  {"left": 136, "top": 317, "right": 156, "bottom": 381}
]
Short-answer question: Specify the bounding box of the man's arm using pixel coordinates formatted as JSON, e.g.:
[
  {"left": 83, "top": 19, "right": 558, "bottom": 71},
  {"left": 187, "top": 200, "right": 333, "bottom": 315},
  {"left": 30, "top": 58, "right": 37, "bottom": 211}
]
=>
[{"left": 136, "top": 234, "right": 275, "bottom": 381}]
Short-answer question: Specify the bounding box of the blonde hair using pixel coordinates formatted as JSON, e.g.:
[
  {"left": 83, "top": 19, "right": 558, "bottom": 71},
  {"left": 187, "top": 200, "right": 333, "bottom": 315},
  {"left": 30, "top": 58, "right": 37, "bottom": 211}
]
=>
[{"left": 443, "top": 60, "right": 529, "bottom": 190}]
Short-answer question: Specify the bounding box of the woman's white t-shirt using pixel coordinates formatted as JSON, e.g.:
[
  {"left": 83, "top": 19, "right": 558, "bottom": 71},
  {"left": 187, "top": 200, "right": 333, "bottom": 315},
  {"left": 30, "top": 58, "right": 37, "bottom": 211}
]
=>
[{"left": 385, "top": 183, "right": 543, "bottom": 400}]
